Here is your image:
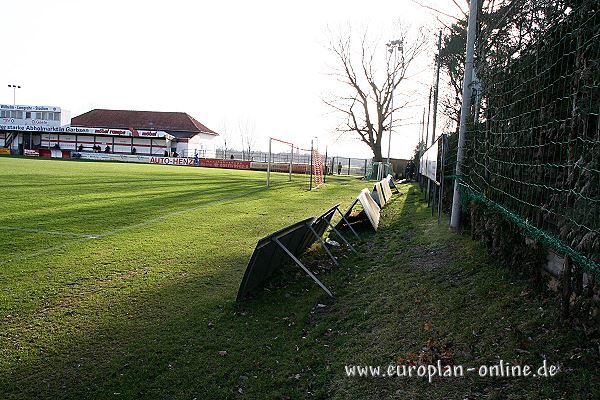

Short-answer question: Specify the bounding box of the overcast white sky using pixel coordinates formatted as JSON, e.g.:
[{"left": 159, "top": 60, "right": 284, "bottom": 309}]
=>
[{"left": 2, "top": 0, "right": 463, "bottom": 159}]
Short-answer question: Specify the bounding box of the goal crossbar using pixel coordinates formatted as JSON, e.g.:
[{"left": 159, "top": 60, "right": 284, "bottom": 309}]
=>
[
  {"left": 266, "top": 137, "right": 323, "bottom": 190},
  {"left": 270, "top": 137, "right": 310, "bottom": 152}
]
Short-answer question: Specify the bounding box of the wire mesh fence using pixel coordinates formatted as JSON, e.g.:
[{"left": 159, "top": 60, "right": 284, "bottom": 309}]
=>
[
  {"left": 455, "top": 0, "right": 599, "bottom": 276},
  {"left": 215, "top": 150, "right": 370, "bottom": 174},
  {"left": 325, "top": 156, "right": 371, "bottom": 176},
  {"left": 215, "top": 149, "right": 311, "bottom": 164}
]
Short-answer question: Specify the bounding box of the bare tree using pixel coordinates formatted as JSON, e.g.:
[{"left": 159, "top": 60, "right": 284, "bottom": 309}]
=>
[
  {"left": 324, "top": 26, "right": 428, "bottom": 161},
  {"left": 238, "top": 118, "right": 257, "bottom": 161}
]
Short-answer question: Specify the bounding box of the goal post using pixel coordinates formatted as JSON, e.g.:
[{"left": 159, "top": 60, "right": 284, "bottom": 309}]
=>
[
  {"left": 267, "top": 137, "right": 294, "bottom": 188},
  {"left": 266, "top": 137, "right": 324, "bottom": 190}
]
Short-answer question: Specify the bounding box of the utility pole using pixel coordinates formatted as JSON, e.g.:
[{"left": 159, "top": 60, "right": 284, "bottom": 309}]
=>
[
  {"left": 387, "top": 56, "right": 395, "bottom": 167},
  {"left": 431, "top": 30, "right": 442, "bottom": 145},
  {"left": 386, "top": 39, "right": 402, "bottom": 167},
  {"left": 425, "top": 86, "right": 432, "bottom": 148},
  {"left": 420, "top": 107, "right": 425, "bottom": 144},
  {"left": 450, "top": 0, "right": 479, "bottom": 229}
]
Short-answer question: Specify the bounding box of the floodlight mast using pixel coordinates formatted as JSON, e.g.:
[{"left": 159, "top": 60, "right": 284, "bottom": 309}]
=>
[{"left": 8, "top": 84, "right": 21, "bottom": 106}]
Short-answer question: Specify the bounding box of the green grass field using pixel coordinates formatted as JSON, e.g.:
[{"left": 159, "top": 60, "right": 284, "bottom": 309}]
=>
[
  {"left": 1, "top": 157, "right": 598, "bottom": 399},
  {"left": 0, "top": 157, "right": 367, "bottom": 399}
]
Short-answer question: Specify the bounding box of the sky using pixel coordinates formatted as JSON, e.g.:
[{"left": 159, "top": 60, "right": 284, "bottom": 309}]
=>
[{"left": 2, "top": 0, "right": 463, "bottom": 159}]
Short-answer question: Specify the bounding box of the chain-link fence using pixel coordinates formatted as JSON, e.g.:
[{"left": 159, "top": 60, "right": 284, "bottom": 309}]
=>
[
  {"left": 455, "top": 0, "right": 599, "bottom": 276},
  {"left": 324, "top": 156, "right": 371, "bottom": 176},
  {"left": 216, "top": 149, "right": 371, "bottom": 177},
  {"left": 215, "top": 149, "right": 311, "bottom": 164}
]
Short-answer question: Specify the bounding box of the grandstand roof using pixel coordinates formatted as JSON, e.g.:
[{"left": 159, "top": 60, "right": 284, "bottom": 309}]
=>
[{"left": 71, "top": 109, "right": 218, "bottom": 138}]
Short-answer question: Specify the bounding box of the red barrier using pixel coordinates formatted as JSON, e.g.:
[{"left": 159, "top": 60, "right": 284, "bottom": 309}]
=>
[
  {"left": 36, "top": 149, "right": 70, "bottom": 158},
  {"left": 200, "top": 159, "right": 251, "bottom": 169}
]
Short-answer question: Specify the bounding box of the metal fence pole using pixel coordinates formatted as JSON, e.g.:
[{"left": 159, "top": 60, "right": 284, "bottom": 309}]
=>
[
  {"left": 323, "top": 146, "right": 327, "bottom": 183},
  {"left": 267, "top": 137, "right": 271, "bottom": 188},
  {"left": 450, "top": 0, "right": 478, "bottom": 229},
  {"left": 289, "top": 144, "right": 293, "bottom": 182},
  {"left": 309, "top": 139, "right": 313, "bottom": 191},
  {"left": 438, "top": 134, "right": 446, "bottom": 225}
]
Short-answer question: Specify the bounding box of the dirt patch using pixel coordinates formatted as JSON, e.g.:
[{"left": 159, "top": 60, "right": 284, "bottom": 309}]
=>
[{"left": 407, "top": 244, "right": 455, "bottom": 270}]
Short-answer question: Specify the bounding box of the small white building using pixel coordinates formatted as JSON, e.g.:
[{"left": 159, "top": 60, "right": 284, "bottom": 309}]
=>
[
  {"left": 0, "top": 104, "right": 70, "bottom": 151},
  {"left": 0, "top": 103, "right": 70, "bottom": 128}
]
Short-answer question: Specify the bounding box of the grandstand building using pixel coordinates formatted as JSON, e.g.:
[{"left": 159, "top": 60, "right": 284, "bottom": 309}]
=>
[
  {"left": 71, "top": 109, "right": 218, "bottom": 158},
  {"left": 0, "top": 104, "right": 218, "bottom": 159}
]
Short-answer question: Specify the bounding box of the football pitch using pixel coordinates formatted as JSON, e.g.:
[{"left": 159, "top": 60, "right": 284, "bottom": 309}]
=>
[{"left": 0, "top": 157, "right": 366, "bottom": 398}]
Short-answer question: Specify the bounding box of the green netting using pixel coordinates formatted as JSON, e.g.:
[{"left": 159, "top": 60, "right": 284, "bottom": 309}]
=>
[
  {"left": 365, "top": 162, "right": 393, "bottom": 180},
  {"left": 460, "top": 186, "right": 600, "bottom": 279},
  {"left": 454, "top": 0, "right": 600, "bottom": 276}
]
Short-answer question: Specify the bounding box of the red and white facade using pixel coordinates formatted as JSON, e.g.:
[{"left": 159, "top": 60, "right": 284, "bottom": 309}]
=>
[
  {"left": 71, "top": 108, "right": 218, "bottom": 158},
  {"left": 40, "top": 128, "right": 170, "bottom": 155},
  {"left": 1, "top": 105, "right": 218, "bottom": 160}
]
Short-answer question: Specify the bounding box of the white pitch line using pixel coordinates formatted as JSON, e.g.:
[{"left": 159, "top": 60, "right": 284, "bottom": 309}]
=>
[
  {"left": 95, "top": 186, "right": 267, "bottom": 238},
  {"left": 0, "top": 185, "right": 273, "bottom": 266},
  {"left": 0, "top": 237, "right": 93, "bottom": 267},
  {"left": 0, "top": 226, "right": 99, "bottom": 239}
]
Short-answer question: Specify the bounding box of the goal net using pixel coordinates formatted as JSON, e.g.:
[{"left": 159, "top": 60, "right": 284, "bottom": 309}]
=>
[
  {"left": 311, "top": 147, "right": 324, "bottom": 189},
  {"left": 266, "top": 137, "right": 324, "bottom": 190}
]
